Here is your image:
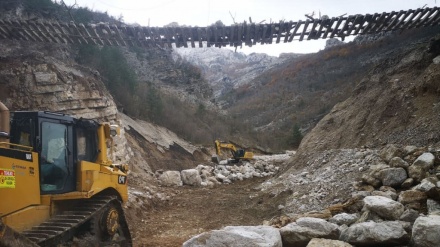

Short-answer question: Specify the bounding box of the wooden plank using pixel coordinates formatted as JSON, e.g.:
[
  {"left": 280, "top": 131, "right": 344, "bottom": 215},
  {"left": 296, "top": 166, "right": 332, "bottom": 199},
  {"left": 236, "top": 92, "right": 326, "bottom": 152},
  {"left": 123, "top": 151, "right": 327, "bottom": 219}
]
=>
[
  {"left": 197, "top": 27, "right": 203, "bottom": 47},
  {"left": 206, "top": 26, "right": 212, "bottom": 47},
  {"left": 189, "top": 27, "right": 196, "bottom": 48},
  {"left": 237, "top": 22, "right": 243, "bottom": 46},
  {"left": 213, "top": 26, "right": 219, "bottom": 47},
  {"left": 220, "top": 25, "right": 227, "bottom": 47},
  {"left": 365, "top": 12, "right": 387, "bottom": 34},
  {"left": 425, "top": 8, "right": 440, "bottom": 26},
  {"left": 393, "top": 10, "right": 413, "bottom": 30},
  {"left": 299, "top": 19, "right": 310, "bottom": 41},
  {"left": 111, "top": 24, "right": 126, "bottom": 46},
  {"left": 415, "top": 7, "right": 438, "bottom": 27},
  {"left": 78, "top": 23, "right": 97, "bottom": 45},
  {"left": 87, "top": 23, "right": 105, "bottom": 45},
  {"left": 376, "top": 11, "right": 397, "bottom": 31},
  {"left": 275, "top": 21, "right": 283, "bottom": 43},
  {"left": 322, "top": 17, "right": 335, "bottom": 39},
  {"left": 353, "top": 17, "right": 366, "bottom": 35},
  {"left": 143, "top": 27, "right": 152, "bottom": 48},
  {"left": 253, "top": 24, "right": 261, "bottom": 45},
  {"left": 54, "top": 21, "right": 75, "bottom": 44},
  {"left": 0, "top": 20, "right": 10, "bottom": 39},
  {"left": 313, "top": 20, "right": 325, "bottom": 40},
  {"left": 134, "top": 26, "right": 145, "bottom": 46},
  {"left": 337, "top": 16, "right": 351, "bottom": 38},
  {"left": 245, "top": 23, "right": 252, "bottom": 46},
  {"left": 360, "top": 13, "right": 381, "bottom": 34},
  {"left": 407, "top": 8, "right": 429, "bottom": 28},
  {"left": 34, "top": 21, "right": 58, "bottom": 43},
  {"left": 261, "top": 24, "right": 268, "bottom": 44},
  {"left": 383, "top": 10, "right": 405, "bottom": 31},
  {"left": 345, "top": 15, "right": 362, "bottom": 36},
  {"left": 400, "top": 10, "right": 417, "bottom": 30},
  {"left": 13, "top": 20, "right": 34, "bottom": 41},
  {"left": 306, "top": 19, "right": 319, "bottom": 40},
  {"left": 267, "top": 24, "right": 275, "bottom": 43},
  {"left": 46, "top": 21, "right": 67, "bottom": 44},
  {"left": 283, "top": 21, "right": 292, "bottom": 43},
  {"left": 329, "top": 17, "right": 343, "bottom": 38}
]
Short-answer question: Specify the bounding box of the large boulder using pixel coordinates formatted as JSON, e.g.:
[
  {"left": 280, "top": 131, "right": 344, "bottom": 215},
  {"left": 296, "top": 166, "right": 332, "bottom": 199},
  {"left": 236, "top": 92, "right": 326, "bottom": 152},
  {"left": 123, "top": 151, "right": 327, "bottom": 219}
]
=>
[
  {"left": 378, "top": 168, "right": 407, "bottom": 187},
  {"left": 412, "top": 215, "right": 440, "bottom": 247},
  {"left": 340, "top": 221, "right": 410, "bottom": 246},
  {"left": 182, "top": 226, "right": 282, "bottom": 247},
  {"left": 329, "top": 213, "right": 359, "bottom": 226},
  {"left": 408, "top": 153, "right": 435, "bottom": 182},
  {"left": 363, "top": 196, "right": 404, "bottom": 220},
  {"left": 306, "top": 238, "right": 353, "bottom": 247},
  {"left": 181, "top": 169, "right": 202, "bottom": 186},
  {"left": 280, "top": 217, "right": 340, "bottom": 247},
  {"left": 157, "top": 171, "right": 182, "bottom": 186},
  {"left": 398, "top": 190, "right": 427, "bottom": 205},
  {"left": 389, "top": 157, "right": 410, "bottom": 169},
  {"left": 379, "top": 145, "right": 403, "bottom": 162}
]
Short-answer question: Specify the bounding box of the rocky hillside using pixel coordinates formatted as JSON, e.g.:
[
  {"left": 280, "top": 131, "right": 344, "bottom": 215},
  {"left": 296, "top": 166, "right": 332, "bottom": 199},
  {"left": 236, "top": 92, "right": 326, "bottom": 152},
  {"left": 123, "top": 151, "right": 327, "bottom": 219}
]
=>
[
  {"left": 173, "top": 47, "right": 301, "bottom": 101},
  {"left": 177, "top": 26, "right": 440, "bottom": 150}
]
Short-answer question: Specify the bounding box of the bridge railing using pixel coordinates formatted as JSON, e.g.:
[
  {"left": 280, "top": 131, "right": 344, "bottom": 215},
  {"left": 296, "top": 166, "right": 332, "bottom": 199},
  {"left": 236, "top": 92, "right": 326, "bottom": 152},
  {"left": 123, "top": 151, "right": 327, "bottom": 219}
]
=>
[{"left": 0, "top": 7, "right": 439, "bottom": 48}]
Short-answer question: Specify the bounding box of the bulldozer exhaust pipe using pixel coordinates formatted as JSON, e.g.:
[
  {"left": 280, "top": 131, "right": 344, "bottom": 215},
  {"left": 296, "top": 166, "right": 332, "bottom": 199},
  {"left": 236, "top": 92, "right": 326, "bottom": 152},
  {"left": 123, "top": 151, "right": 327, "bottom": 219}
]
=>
[{"left": 0, "top": 101, "right": 10, "bottom": 143}]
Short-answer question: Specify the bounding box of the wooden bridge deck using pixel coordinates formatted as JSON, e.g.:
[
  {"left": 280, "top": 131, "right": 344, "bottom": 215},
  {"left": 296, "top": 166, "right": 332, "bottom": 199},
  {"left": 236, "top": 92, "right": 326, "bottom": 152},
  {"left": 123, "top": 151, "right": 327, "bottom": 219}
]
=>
[{"left": 0, "top": 7, "right": 439, "bottom": 48}]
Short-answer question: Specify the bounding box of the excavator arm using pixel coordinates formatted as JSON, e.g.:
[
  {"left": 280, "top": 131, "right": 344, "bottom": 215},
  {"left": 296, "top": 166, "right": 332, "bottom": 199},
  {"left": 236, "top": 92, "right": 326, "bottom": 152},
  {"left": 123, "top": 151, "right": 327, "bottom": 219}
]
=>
[{"left": 213, "top": 140, "right": 253, "bottom": 163}]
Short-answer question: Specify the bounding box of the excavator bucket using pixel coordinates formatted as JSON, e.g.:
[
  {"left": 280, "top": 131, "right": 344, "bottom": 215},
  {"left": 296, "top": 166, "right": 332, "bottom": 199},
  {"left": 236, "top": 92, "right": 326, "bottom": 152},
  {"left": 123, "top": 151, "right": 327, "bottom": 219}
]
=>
[{"left": 0, "top": 221, "right": 38, "bottom": 247}]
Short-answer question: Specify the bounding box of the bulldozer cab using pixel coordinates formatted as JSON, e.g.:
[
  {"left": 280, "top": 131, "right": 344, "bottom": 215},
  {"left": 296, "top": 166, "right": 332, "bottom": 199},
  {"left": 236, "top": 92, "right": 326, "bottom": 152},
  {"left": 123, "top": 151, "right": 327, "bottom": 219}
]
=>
[{"left": 9, "top": 111, "right": 98, "bottom": 194}]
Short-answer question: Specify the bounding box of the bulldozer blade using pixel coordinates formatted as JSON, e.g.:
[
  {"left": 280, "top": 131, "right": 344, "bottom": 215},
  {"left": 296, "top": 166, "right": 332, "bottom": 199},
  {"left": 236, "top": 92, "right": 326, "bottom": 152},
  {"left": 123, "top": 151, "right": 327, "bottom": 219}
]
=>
[{"left": 0, "top": 221, "right": 39, "bottom": 247}]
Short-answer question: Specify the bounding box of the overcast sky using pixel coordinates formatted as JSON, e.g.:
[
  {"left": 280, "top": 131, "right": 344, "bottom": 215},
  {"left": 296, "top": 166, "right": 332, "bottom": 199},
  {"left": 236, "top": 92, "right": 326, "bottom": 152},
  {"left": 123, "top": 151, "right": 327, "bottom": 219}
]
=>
[{"left": 62, "top": 0, "right": 438, "bottom": 56}]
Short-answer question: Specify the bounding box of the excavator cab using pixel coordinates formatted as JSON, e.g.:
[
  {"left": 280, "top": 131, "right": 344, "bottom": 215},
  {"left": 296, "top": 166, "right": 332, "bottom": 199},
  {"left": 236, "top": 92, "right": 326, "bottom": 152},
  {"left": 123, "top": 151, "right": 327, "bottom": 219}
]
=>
[{"left": 0, "top": 107, "right": 132, "bottom": 246}]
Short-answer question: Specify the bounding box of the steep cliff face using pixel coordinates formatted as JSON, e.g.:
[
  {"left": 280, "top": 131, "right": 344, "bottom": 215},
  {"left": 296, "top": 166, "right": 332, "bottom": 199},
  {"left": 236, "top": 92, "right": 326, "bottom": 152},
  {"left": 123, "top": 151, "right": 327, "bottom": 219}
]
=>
[{"left": 0, "top": 40, "right": 117, "bottom": 120}]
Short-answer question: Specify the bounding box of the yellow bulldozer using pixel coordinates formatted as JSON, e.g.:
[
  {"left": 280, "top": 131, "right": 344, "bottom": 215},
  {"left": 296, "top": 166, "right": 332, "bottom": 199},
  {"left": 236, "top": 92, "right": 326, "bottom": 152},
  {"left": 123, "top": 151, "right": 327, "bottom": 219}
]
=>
[
  {"left": 0, "top": 102, "right": 132, "bottom": 246},
  {"left": 212, "top": 140, "right": 254, "bottom": 164}
]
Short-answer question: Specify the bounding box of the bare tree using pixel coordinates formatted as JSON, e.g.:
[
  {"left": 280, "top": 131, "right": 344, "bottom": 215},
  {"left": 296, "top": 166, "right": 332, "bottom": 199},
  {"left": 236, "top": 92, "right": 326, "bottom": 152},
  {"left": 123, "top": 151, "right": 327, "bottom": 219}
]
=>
[{"left": 60, "top": 0, "right": 77, "bottom": 22}]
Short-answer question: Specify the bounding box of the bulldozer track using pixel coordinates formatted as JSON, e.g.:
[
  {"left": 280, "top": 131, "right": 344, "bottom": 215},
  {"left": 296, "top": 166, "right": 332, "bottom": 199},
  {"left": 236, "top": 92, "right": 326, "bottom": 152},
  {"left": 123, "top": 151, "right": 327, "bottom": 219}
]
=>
[{"left": 22, "top": 195, "right": 131, "bottom": 247}]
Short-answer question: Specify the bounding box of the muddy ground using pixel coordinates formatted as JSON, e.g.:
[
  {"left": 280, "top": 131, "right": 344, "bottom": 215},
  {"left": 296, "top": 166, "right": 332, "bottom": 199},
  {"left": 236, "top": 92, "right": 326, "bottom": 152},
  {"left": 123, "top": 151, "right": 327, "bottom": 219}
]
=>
[{"left": 126, "top": 177, "right": 285, "bottom": 247}]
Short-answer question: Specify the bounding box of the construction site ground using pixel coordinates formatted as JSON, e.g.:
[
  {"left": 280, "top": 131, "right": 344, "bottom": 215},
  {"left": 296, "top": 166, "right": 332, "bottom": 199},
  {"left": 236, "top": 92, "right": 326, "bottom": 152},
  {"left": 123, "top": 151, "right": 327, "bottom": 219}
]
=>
[{"left": 126, "top": 177, "right": 284, "bottom": 247}]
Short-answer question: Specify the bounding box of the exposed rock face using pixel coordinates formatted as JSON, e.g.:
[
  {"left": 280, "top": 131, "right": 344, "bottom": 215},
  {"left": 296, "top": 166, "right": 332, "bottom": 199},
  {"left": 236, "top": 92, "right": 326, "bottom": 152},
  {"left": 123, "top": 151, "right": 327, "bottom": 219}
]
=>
[
  {"left": 182, "top": 226, "right": 282, "bottom": 247},
  {"left": 173, "top": 47, "right": 301, "bottom": 100},
  {"left": 0, "top": 41, "right": 117, "bottom": 120}
]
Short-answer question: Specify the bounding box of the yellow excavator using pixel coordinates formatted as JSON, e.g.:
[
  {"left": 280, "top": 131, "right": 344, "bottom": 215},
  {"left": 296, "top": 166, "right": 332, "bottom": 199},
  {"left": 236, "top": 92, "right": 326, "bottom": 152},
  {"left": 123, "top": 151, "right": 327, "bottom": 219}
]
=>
[
  {"left": 212, "top": 140, "right": 254, "bottom": 164},
  {"left": 0, "top": 102, "right": 132, "bottom": 246}
]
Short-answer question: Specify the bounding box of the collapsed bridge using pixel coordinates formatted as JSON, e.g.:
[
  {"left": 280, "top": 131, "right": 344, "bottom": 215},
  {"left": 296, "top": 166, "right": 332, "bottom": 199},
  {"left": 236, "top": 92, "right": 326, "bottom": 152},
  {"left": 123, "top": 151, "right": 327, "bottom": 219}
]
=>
[{"left": 0, "top": 7, "right": 439, "bottom": 48}]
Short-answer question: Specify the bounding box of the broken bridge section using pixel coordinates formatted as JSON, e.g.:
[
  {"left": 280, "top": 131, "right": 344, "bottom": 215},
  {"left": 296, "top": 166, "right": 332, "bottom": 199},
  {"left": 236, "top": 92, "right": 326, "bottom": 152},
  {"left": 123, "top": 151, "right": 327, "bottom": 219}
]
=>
[{"left": 0, "top": 7, "right": 439, "bottom": 48}]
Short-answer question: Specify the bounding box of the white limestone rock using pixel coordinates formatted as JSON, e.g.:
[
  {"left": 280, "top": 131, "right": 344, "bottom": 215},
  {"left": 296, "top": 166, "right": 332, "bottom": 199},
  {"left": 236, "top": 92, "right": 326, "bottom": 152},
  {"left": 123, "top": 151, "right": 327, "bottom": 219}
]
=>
[
  {"left": 412, "top": 215, "right": 440, "bottom": 247},
  {"left": 363, "top": 196, "right": 404, "bottom": 220},
  {"left": 340, "top": 221, "right": 410, "bottom": 246}
]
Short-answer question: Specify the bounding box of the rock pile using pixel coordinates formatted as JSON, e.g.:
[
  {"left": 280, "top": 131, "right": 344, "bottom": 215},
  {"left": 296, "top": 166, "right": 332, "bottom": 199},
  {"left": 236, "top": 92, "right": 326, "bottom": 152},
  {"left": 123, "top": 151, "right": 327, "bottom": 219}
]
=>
[
  {"left": 155, "top": 156, "right": 284, "bottom": 187},
  {"left": 183, "top": 145, "right": 440, "bottom": 247}
]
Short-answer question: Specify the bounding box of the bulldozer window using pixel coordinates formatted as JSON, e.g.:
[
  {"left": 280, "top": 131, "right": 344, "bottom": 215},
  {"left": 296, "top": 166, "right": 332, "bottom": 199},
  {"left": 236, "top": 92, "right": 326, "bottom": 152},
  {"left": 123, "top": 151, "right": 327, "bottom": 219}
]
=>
[
  {"left": 76, "top": 128, "right": 97, "bottom": 162},
  {"left": 40, "top": 122, "right": 68, "bottom": 192}
]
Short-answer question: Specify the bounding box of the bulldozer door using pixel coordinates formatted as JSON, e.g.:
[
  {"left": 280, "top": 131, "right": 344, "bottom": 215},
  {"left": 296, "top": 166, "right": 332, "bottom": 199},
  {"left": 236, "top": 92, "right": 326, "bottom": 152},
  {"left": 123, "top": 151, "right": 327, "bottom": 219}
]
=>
[{"left": 40, "top": 121, "right": 75, "bottom": 194}]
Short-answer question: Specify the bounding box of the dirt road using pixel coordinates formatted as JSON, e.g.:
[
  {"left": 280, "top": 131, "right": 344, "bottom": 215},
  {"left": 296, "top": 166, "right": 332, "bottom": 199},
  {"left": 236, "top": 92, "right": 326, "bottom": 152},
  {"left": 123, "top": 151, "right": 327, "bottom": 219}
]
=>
[{"left": 127, "top": 177, "right": 283, "bottom": 247}]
